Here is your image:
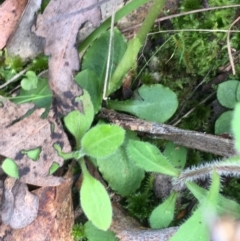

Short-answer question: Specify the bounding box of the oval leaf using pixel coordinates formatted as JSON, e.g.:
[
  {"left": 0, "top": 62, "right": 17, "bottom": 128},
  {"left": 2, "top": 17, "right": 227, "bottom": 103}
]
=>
[
  {"left": 82, "top": 28, "right": 127, "bottom": 91},
  {"left": 97, "top": 131, "right": 145, "bottom": 196},
  {"left": 164, "top": 142, "right": 187, "bottom": 170},
  {"left": 2, "top": 158, "right": 19, "bottom": 178},
  {"left": 108, "top": 84, "right": 178, "bottom": 123},
  {"left": 81, "top": 124, "right": 125, "bottom": 158},
  {"left": 80, "top": 161, "right": 112, "bottom": 231},
  {"left": 127, "top": 140, "right": 179, "bottom": 177},
  {"left": 214, "top": 111, "right": 233, "bottom": 135},
  {"left": 217, "top": 80, "right": 240, "bottom": 108},
  {"left": 64, "top": 90, "right": 94, "bottom": 147},
  {"left": 75, "top": 70, "right": 102, "bottom": 113},
  {"left": 149, "top": 192, "right": 177, "bottom": 229},
  {"left": 84, "top": 221, "right": 118, "bottom": 241}
]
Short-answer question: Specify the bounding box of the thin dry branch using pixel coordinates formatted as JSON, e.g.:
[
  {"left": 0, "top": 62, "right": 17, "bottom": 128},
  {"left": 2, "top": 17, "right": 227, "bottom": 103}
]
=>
[
  {"left": 98, "top": 108, "right": 236, "bottom": 157},
  {"left": 227, "top": 16, "right": 240, "bottom": 75},
  {"left": 122, "top": 4, "right": 240, "bottom": 33}
]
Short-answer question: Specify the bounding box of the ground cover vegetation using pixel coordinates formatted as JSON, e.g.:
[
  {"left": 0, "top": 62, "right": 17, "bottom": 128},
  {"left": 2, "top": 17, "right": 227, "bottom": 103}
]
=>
[{"left": 1, "top": 0, "right": 240, "bottom": 240}]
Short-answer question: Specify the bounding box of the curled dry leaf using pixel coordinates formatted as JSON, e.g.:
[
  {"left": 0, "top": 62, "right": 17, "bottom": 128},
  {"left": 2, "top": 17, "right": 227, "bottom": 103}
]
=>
[
  {"left": 0, "top": 0, "right": 28, "bottom": 49},
  {"left": 6, "top": 0, "right": 44, "bottom": 61},
  {"left": 0, "top": 97, "right": 71, "bottom": 186},
  {"left": 33, "top": 0, "right": 101, "bottom": 115},
  {"left": 1, "top": 177, "right": 39, "bottom": 229},
  {"left": 0, "top": 167, "right": 74, "bottom": 241}
]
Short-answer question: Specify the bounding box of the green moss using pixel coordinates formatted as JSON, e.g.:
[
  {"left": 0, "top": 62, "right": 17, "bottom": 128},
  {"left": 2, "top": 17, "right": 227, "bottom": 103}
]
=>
[{"left": 72, "top": 223, "right": 86, "bottom": 241}]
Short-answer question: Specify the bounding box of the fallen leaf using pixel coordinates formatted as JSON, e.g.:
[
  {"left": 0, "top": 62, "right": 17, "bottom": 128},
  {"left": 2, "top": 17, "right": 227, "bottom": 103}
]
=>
[
  {"left": 33, "top": 0, "right": 101, "bottom": 115},
  {"left": 0, "top": 0, "right": 28, "bottom": 49},
  {"left": 6, "top": 0, "right": 44, "bottom": 61},
  {"left": 1, "top": 177, "right": 39, "bottom": 229},
  {"left": 0, "top": 97, "right": 71, "bottom": 186},
  {"left": 0, "top": 167, "right": 74, "bottom": 241}
]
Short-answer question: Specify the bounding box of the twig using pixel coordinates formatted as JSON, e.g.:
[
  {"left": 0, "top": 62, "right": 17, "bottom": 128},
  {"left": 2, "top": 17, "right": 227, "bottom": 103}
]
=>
[
  {"left": 172, "top": 91, "right": 215, "bottom": 126},
  {"left": 122, "top": 5, "right": 240, "bottom": 33},
  {"left": 98, "top": 108, "right": 235, "bottom": 156},
  {"left": 0, "top": 67, "right": 28, "bottom": 89},
  {"left": 111, "top": 202, "right": 178, "bottom": 241},
  {"left": 148, "top": 29, "right": 240, "bottom": 35},
  {"left": 227, "top": 16, "right": 240, "bottom": 75},
  {"left": 115, "top": 227, "right": 178, "bottom": 241}
]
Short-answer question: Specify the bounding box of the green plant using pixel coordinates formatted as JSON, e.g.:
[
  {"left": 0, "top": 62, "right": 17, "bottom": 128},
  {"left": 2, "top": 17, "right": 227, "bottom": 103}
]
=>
[
  {"left": 215, "top": 79, "right": 240, "bottom": 134},
  {"left": 2, "top": 1, "right": 240, "bottom": 240},
  {"left": 72, "top": 223, "right": 86, "bottom": 241},
  {"left": 55, "top": 90, "right": 125, "bottom": 231},
  {"left": 125, "top": 103, "right": 240, "bottom": 241}
]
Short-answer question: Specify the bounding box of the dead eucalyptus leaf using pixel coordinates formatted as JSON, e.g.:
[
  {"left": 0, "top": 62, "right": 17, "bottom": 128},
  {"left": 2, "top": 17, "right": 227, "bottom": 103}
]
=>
[
  {"left": 0, "top": 0, "right": 28, "bottom": 49},
  {"left": 0, "top": 97, "right": 71, "bottom": 186},
  {"left": 33, "top": 0, "right": 101, "bottom": 115},
  {"left": 6, "top": 0, "right": 44, "bottom": 61},
  {"left": 1, "top": 177, "right": 39, "bottom": 229},
  {"left": 6, "top": 167, "right": 74, "bottom": 241}
]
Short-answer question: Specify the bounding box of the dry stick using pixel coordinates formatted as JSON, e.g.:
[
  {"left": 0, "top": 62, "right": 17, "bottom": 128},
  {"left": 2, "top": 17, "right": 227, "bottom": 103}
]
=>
[
  {"left": 227, "top": 16, "right": 240, "bottom": 75},
  {"left": 98, "top": 108, "right": 236, "bottom": 157},
  {"left": 0, "top": 67, "right": 28, "bottom": 89},
  {"left": 121, "top": 4, "right": 240, "bottom": 33},
  {"left": 111, "top": 202, "right": 178, "bottom": 241},
  {"left": 148, "top": 29, "right": 240, "bottom": 34},
  {"left": 115, "top": 227, "right": 179, "bottom": 241}
]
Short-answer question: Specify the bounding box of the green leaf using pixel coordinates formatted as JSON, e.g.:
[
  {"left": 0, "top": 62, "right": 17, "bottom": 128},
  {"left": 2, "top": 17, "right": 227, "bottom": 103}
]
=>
[
  {"left": 232, "top": 103, "right": 240, "bottom": 153},
  {"left": 108, "top": 37, "right": 141, "bottom": 95},
  {"left": 10, "top": 78, "right": 52, "bottom": 110},
  {"left": 64, "top": 90, "right": 94, "bottom": 148},
  {"left": 214, "top": 111, "right": 233, "bottom": 135},
  {"left": 217, "top": 80, "right": 240, "bottom": 108},
  {"left": 149, "top": 192, "right": 177, "bottom": 229},
  {"left": 21, "top": 147, "right": 41, "bottom": 161},
  {"left": 49, "top": 162, "right": 59, "bottom": 174},
  {"left": 75, "top": 69, "right": 102, "bottom": 113},
  {"left": 163, "top": 142, "right": 187, "bottom": 170},
  {"left": 108, "top": 84, "right": 178, "bottom": 123},
  {"left": 186, "top": 181, "right": 240, "bottom": 218},
  {"left": 82, "top": 28, "right": 127, "bottom": 93},
  {"left": 80, "top": 160, "right": 112, "bottom": 231},
  {"left": 127, "top": 140, "right": 179, "bottom": 177},
  {"left": 79, "top": 0, "right": 153, "bottom": 52},
  {"left": 97, "top": 131, "right": 145, "bottom": 196},
  {"left": 170, "top": 172, "right": 220, "bottom": 241},
  {"left": 2, "top": 158, "right": 19, "bottom": 178},
  {"left": 84, "top": 221, "right": 118, "bottom": 241},
  {"left": 21, "top": 71, "right": 38, "bottom": 90},
  {"left": 81, "top": 124, "right": 125, "bottom": 158}
]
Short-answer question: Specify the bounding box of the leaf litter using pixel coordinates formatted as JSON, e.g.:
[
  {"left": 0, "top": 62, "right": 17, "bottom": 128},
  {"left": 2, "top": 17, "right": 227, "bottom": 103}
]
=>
[
  {"left": 33, "top": 0, "right": 101, "bottom": 115},
  {"left": 0, "top": 0, "right": 28, "bottom": 49},
  {"left": 0, "top": 0, "right": 105, "bottom": 238}
]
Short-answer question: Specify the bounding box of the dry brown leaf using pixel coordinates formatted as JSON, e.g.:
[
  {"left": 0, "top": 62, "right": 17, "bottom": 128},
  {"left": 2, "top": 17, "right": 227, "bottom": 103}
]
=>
[
  {"left": 0, "top": 0, "right": 28, "bottom": 49},
  {"left": 1, "top": 177, "right": 39, "bottom": 229},
  {"left": 0, "top": 97, "right": 71, "bottom": 186},
  {"left": 0, "top": 168, "right": 74, "bottom": 241},
  {"left": 6, "top": 0, "right": 44, "bottom": 61},
  {"left": 33, "top": 0, "right": 101, "bottom": 115}
]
